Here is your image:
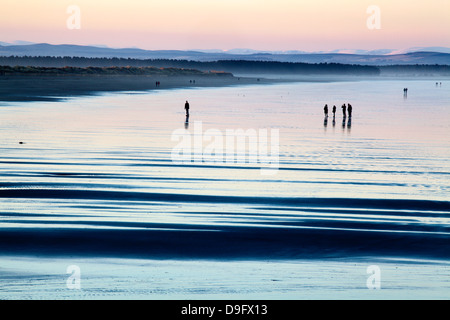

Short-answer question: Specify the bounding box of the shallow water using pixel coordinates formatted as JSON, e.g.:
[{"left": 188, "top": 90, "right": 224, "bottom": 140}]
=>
[{"left": 0, "top": 79, "right": 449, "bottom": 299}]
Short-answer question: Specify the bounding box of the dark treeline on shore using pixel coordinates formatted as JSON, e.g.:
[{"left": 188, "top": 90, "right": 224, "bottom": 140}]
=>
[
  {"left": 0, "top": 65, "right": 232, "bottom": 77},
  {"left": 379, "top": 64, "right": 450, "bottom": 76},
  {"left": 1, "top": 56, "right": 449, "bottom": 76},
  {"left": 0, "top": 55, "right": 380, "bottom": 75}
]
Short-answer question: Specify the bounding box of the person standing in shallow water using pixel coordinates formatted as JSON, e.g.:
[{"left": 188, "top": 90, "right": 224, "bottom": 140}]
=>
[
  {"left": 185, "top": 100, "right": 190, "bottom": 117},
  {"left": 341, "top": 104, "right": 346, "bottom": 117},
  {"left": 347, "top": 103, "right": 352, "bottom": 117},
  {"left": 324, "top": 104, "right": 328, "bottom": 117},
  {"left": 332, "top": 105, "right": 336, "bottom": 117}
]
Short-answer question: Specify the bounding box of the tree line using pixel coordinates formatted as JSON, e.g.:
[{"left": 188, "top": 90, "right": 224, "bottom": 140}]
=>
[
  {"left": 0, "top": 64, "right": 231, "bottom": 76},
  {"left": 0, "top": 56, "right": 380, "bottom": 75},
  {"left": 0, "top": 56, "right": 449, "bottom": 75}
]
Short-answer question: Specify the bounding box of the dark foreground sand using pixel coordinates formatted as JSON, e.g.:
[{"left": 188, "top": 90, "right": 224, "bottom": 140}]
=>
[{"left": 0, "top": 74, "right": 277, "bottom": 102}]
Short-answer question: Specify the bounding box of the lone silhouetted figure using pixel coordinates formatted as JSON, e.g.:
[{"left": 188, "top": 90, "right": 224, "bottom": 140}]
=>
[
  {"left": 324, "top": 104, "right": 328, "bottom": 117},
  {"left": 342, "top": 104, "right": 347, "bottom": 118},
  {"left": 347, "top": 103, "right": 352, "bottom": 117},
  {"left": 185, "top": 100, "right": 190, "bottom": 116},
  {"left": 332, "top": 105, "right": 336, "bottom": 117}
]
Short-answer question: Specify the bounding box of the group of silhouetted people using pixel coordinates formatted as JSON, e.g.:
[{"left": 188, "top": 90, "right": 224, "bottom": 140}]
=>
[
  {"left": 324, "top": 103, "right": 352, "bottom": 118},
  {"left": 155, "top": 81, "right": 161, "bottom": 87}
]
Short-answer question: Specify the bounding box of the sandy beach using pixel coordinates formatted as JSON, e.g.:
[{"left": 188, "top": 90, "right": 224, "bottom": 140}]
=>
[
  {"left": 0, "top": 74, "right": 276, "bottom": 102},
  {"left": 1, "top": 78, "right": 449, "bottom": 299}
]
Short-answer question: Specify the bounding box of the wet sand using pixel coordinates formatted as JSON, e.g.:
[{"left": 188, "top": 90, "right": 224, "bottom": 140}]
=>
[
  {"left": 1, "top": 79, "right": 448, "bottom": 299},
  {"left": 0, "top": 74, "right": 275, "bottom": 102}
]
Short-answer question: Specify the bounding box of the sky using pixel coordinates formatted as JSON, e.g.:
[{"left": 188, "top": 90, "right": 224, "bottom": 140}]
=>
[{"left": 1, "top": 0, "right": 449, "bottom": 51}]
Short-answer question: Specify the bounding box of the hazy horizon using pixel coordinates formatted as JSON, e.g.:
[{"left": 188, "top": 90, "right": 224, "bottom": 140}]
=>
[{"left": 2, "top": 40, "right": 450, "bottom": 57}]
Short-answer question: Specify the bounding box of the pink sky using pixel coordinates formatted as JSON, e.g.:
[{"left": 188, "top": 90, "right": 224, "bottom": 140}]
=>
[{"left": 1, "top": 0, "right": 449, "bottom": 51}]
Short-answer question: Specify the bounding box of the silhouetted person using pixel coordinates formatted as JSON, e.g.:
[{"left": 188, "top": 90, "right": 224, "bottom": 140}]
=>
[
  {"left": 185, "top": 100, "right": 190, "bottom": 116},
  {"left": 324, "top": 104, "right": 328, "bottom": 117},
  {"left": 341, "top": 104, "right": 346, "bottom": 117},
  {"left": 332, "top": 105, "right": 336, "bottom": 117},
  {"left": 347, "top": 103, "right": 352, "bottom": 117}
]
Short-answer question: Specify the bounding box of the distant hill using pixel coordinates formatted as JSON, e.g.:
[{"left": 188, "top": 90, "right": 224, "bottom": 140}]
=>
[{"left": 1, "top": 43, "right": 449, "bottom": 66}]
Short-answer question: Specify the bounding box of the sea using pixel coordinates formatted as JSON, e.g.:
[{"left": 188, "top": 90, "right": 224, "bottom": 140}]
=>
[{"left": 0, "top": 78, "right": 449, "bottom": 299}]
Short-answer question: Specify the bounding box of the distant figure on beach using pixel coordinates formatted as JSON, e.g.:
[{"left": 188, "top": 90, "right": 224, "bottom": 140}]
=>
[
  {"left": 324, "top": 104, "right": 328, "bottom": 117},
  {"left": 185, "top": 100, "right": 190, "bottom": 117},
  {"left": 347, "top": 103, "right": 352, "bottom": 117},
  {"left": 341, "top": 104, "right": 347, "bottom": 117},
  {"left": 332, "top": 105, "right": 336, "bottom": 117}
]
